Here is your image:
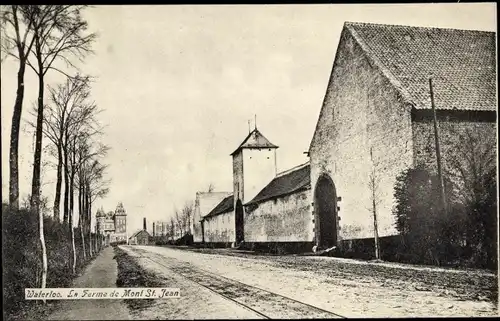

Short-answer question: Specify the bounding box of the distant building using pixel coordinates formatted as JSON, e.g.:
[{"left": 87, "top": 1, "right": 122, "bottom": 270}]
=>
[
  {"left": 96, "top": 202, "right": 128, "bottom": 245},
  {"left": 128, "top": 230, "right": 151, "bottom": 245},
  {"left": 129, "top": 217, "right": 152, "bottom": 245},
  {"left": 153, "top": 221, "right": 169, "bottom": 237},
  {"left": 192, "top": 191, "right": 232, "bottom": 244}
]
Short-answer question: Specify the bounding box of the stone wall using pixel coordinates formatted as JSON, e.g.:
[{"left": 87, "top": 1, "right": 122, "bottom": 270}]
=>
[
  {"left": 309, "top": 27, "right": 414, "bottom": 240},
  {"left": 204, "top": 211, "right": 235, "bottom": 244},
  {"left": 412, "top": 111, "right": 496, "bottom": 176},
  {"left": 232, "top": 151, "right": 244, "bottom": 201},
  {"left": 242, "top": 148, "right": 277, "bottom": 204},
  {"left": 192, "top": 192, "right": 232, "bottom": 243},
  {"left": 244, "top": 189, "right": 314, "bottom": 242}
]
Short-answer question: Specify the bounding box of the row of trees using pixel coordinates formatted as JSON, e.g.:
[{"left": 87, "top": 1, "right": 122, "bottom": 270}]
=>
[
  {"left": 152, "top": 201, "right": 194, "bottom": 245},
  {"left": 156, "top": 184, "right": 215, "bottom": 243},
  {"left": 2, "top": 5, "right": 108, "bottom": 300},
  {"left": 171, "top": 201, "right": 194, "bottom": 240}
]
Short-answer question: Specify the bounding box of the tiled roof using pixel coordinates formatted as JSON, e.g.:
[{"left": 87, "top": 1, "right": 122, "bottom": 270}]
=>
[
  {"left": 129, "top": 229, "right": 151, "bottom": 239},
  {"left": 345, "top": 22, "right": 496, "bottom": 111},
  {"left": 203, "top": 194, "right": 234, "bottom": 219},
  {"left": 246, "top": 163, "right": 311, "bottom": 205},
  {"left": 115, "top": 202, "right": 126, "bottom": 215},
  {"left": 231, "top": 129, "right": 278, "bottom": 155}
]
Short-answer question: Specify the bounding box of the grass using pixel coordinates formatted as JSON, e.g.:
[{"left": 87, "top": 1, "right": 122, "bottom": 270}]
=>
[
  {"left": 5, "top": 252, "right": 102, "bottom": 321},
  {"left": 2, "top": 204, "right": 105, "bottom": 321},
  {"left": 113, "top": 246, "right": 167, "bottom": 312}
]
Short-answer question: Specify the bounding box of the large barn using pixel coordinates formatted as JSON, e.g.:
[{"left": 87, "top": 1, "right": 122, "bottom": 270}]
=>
[
  {"left": 308, "top": 22, "right": 496, "bottom": 252},
  {"left": 194, "top": 21, "right": 496, "bottom": 255}
]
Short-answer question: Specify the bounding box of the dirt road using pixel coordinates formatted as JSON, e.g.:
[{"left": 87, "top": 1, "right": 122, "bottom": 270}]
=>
[
  {"left": 121, "top": 245, "right": 498, "bottom": 318},
  {"left": 47, "top": 247, "right": 132, "bottom": 320}
]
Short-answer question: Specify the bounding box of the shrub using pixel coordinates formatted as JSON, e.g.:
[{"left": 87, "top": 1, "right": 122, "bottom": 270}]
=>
[
  {"left": 2, "top": 203, "right": 104, "bottom": 318},
  {"left": 392, "top": 161, "right": 497, "bottom": 269}
]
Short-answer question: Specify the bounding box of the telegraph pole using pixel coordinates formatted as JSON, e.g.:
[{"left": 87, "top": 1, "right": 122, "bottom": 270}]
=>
[{"left": 429, "top": 78, "right": 448, "bottom": 213}]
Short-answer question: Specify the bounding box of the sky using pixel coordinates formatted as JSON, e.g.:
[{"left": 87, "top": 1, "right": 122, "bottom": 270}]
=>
[{"left": 1, "top": 3, "right": 496, "bottom": 233}]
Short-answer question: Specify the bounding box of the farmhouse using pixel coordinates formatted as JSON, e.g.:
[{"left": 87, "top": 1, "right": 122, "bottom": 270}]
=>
[
  {"left": 195, "top": 22, "right": 496, "bottom": 254},
  {"left": 308, "top": 22, "right": 496, "bottom": 252}
]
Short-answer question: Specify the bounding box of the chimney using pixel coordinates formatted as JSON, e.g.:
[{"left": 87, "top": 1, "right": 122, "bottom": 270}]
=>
[
  {"left": 153, "top": 222, "right": 156, "bottom": 237},
  {"left": 143, "top": 217, "right": 146, "bottom": 231}
]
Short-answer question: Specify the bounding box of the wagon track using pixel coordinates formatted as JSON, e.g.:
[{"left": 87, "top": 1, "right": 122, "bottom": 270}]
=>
[{"left": 129, "top": 248, "right": 346, "bottom": 319}]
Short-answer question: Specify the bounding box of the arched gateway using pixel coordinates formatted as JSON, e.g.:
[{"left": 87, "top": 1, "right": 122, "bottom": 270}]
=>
[
  {"left": 235, "top": 199, "right": 244, "bottom": 244},
  {"left": 314, "top": 174, "right": 338, "bottom": 248}
]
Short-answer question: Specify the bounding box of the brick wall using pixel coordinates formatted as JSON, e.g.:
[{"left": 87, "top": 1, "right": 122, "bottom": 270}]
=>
[
  {"left": 244, "top": 189, "right": 314, "bottom": 242},
  {"left": 309, "top": 28, "right": 414, "bottom": 240}
]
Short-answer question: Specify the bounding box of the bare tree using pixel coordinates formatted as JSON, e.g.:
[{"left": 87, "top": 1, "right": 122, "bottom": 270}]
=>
[
  {"left": 1, "top": 5, "right": 37, "bottom": 209},
  {"left": 28, "top": 5, "right": 97, "bottom": 212},
  {"left": 15, "top": 5, "right": 96, "bottom": 291},
  {"left": 368, "top": 147, "right": 381, "bottom": 260},
  {"left": 69, "top": 133, "right": 106, "bottom": 273},
  {"left": 75, "top": 134, "right": 109, "bottom": 262},
  {"left": 174, "top": 209, "right": 184, "bottom": 240},
  {"left": 84, "top": 159, "right": 109, "bottom": 257},
  {"left": 182, "top": 201, "right": 194, "bottom": 235},
  {"left": 168, "top": 217, "right": 175, "bottom": 241},
  {"left": 368, "top": 168, "right": 381, "bottom": 260},
  {"left": 207, "top": 183, "right": 215, "bottom": 193},
  {"left": 27, "top": 75, "right": 97, "bottom": 222}
]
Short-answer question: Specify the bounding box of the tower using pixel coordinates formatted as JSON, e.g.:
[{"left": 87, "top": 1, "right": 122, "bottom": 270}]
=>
[
  {"left": 96, "top": 207, "right": 106, "bottom": 234},
  {"left": 231, "top": 125, "right": 278, "bottom": 243},
  {"left": 114, "top": 202, "right": 127, "bottom": 234}
]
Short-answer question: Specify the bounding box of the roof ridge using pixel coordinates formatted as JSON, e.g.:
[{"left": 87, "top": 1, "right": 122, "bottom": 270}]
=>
[
  {"left": 230, "top": 128, "right": 278, "bottom": 155},
  {"left": 276, "top": 161, "right": 310, "bottom": 178},
  {"left": 344, "top": 21, "right": 496, "bottom": 34},
  {"left": 345, "top": 23, "right": 417, "bottom": 109},
  {"left": 204, "top": 194, "right": 234, "bottom": 219}
]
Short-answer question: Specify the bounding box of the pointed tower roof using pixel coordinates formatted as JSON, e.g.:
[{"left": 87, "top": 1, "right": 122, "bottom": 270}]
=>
[
  {"left": 96, "top": 207, "right": 105, "bottom": 217},
  {"left": 230, "top": 128, "right": 278, "bottom": 156},
  {"left": 115, "top": 202, "right": 127, "bottom": 216}
]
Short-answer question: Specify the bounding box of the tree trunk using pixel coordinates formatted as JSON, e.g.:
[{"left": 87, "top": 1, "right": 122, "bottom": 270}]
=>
[
  {"left": 69, "top": 168, "right": 76, "bottom": 274},
  {"left": 79, "top": 181, "right": 86, "bottom": 261},
  {"left": 30, "top": 73, "right": 44, "bottom": 210},
  {"left": 30, "top": 43, "right": 48, "bottom": 295},
  {"left": 372, "top": 197, "right": 381, "bottom": 260},
  {"left": 9, "top": 59, "right": 26, "bottom": 209},
  {"left": 63, "top": 143, "right": 70, "bottom": 224},
  {"left": 53, "top": 145, "right": 63, "bottom": 221},
  {"left": 39, "top": 207, "right": 47, "bottom": 290},
  {"left": 87, "top": 191, "right": 93, "bottom": 257}
]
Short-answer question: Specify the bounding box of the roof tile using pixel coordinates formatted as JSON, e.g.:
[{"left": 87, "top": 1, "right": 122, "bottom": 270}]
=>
[
  {"left": 345, "top": 22, "right": 496, "bottom": 111},
  {"left": 246, "top": 163, "right": 311, "bottom": 205}
]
